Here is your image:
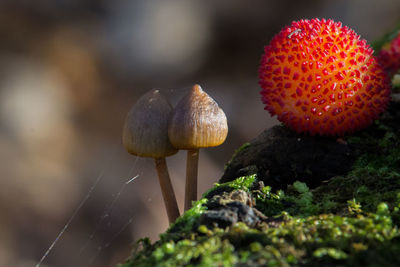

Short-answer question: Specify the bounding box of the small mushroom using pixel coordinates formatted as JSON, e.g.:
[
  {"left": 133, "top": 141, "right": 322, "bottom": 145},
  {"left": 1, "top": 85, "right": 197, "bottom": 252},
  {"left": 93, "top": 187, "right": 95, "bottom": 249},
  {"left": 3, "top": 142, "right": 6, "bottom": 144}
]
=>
[
  {"left": 168, "top": 84, "right": 228, "bottom": 210},
  {"left": 123, "top": 89, "right": 180, "bottom": 223}
]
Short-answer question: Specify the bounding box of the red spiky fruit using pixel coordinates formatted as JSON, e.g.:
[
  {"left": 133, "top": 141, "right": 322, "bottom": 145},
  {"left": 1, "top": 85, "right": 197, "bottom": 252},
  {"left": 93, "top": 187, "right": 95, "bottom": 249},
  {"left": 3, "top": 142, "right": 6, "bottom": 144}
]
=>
[
  {"left": 259, "top": 18, "right": 391, "bottom": 136},
  {"left": 378, "top": 31, "right": 400, "bottom": 75}
]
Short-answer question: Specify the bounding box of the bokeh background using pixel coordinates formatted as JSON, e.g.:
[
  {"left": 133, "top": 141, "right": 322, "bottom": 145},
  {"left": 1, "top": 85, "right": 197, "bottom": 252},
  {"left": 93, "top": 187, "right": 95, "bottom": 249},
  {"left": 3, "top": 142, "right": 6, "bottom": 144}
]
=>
[{"left": 0, "top": 1, "right": 399, "bottom": 266}]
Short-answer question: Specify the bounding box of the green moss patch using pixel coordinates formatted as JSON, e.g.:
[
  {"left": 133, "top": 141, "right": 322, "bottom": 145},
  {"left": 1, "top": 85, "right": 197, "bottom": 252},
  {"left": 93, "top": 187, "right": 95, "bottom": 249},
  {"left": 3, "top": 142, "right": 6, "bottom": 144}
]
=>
[{"left": 121, "top": 194, "right": 400, "bottom": 267}]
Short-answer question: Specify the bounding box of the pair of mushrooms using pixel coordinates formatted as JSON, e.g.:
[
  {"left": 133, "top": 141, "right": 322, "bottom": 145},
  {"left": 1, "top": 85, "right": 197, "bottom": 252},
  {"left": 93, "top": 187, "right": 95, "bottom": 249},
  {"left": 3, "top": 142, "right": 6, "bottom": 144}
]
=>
[{"left": 122, "top": 85, "right": 228, "bottom": 223}]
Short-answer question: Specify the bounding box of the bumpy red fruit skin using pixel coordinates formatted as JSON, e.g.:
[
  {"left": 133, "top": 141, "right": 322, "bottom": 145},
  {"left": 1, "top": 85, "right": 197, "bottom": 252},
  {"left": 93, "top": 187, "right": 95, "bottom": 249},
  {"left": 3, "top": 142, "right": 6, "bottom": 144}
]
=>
[
  {"left": 259, "top": 18, "right": 391, "bottom": 136},
  {"left": 378, "top": 32, "right": 400, "bottom": 75}
]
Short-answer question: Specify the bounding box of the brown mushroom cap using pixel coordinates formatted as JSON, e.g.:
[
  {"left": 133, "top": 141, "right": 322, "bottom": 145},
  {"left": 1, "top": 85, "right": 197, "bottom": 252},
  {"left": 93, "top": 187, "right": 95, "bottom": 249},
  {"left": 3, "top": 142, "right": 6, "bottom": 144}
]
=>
[
  {"left": 168, "top": 84, "right": 228, "bottom": 149},
  {"left": 123, "top": 89, "right": 178, "bottom": 158}
]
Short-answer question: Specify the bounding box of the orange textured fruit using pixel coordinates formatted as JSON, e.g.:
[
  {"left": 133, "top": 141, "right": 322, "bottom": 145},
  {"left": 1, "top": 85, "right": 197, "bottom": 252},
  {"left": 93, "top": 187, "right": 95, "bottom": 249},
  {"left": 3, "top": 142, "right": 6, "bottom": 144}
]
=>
[
  {"left": 378, "top": 31, "right": 400, "bottom": 76},
  {"left": 259, "top": 18, "right": 391, "bottom": 136}
]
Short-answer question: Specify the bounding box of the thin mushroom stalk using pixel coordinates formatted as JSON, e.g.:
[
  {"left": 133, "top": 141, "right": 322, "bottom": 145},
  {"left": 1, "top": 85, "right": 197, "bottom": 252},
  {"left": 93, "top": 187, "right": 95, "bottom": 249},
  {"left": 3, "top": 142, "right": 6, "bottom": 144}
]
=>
[
  {"left": 169, "top": 84, "right": 228, "bottom": 210},
  {"left": 185, "top": 149, "right": 199, "bottom": 210},
  {"left": 123, "top": 89, "right": 180, "bottom": 223},
  {"left": 154, "top": 158, "right": 180, "bottom": 222}
]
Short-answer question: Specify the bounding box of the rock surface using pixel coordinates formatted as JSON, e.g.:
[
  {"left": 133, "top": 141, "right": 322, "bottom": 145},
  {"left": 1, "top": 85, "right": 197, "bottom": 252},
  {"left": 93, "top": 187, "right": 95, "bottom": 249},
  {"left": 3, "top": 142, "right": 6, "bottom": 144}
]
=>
[{"left": 221, "top": 125, "right": 356, "bottom": 189}]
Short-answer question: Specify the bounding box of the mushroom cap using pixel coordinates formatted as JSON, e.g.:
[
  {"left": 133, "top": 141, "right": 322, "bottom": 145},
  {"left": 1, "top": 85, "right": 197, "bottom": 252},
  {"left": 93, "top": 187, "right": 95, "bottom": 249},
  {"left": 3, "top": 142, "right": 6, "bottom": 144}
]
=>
[
  {"left": 168, "top": 84, "right": 228, "bottom": 149},
  {"left": 123, "top": 89, "right": 178, "bottom": 158}
]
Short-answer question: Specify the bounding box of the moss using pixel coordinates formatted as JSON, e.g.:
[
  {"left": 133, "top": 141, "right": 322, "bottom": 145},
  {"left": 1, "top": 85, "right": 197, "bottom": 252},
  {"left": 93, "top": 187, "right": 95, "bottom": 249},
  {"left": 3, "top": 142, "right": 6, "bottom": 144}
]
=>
[
  {"left": 121, "top": 171, "right": 400, "bottom": 266},
  {"left": 202, "top": 174, "right": 257, "bottom": 200},
  {"left": 121, "top": 199, "right": 400, "bottom": 267},
  {"left": 161, "top": 198, "right": 208, "bottom": 242}
]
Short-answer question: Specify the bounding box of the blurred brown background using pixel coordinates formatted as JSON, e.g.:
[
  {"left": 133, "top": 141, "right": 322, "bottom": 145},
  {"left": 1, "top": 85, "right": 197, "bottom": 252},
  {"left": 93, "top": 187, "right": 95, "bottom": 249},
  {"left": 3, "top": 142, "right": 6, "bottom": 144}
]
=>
[{"left": 0, "top": 1, "right": 399, "bottom": 266}]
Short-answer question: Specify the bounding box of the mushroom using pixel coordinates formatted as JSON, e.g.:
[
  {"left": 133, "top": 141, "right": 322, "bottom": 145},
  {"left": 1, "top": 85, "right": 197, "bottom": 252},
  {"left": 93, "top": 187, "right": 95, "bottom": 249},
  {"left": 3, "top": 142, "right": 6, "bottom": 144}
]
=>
[
  {"left": 168, "top": 84, "right": 228, "bottom": 210},
  {"left": 123, "top": 89, "right": 180, "bottom": 223}
]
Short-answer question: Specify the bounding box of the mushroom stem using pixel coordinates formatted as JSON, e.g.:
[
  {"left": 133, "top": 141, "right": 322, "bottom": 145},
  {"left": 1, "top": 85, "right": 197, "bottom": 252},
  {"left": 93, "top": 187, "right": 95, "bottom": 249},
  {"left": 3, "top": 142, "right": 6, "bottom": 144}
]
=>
[
  {"left": 184, "top": 148, "right": 199, "bottom": 211},
  {"left": 154, "top": 158, "right": 180, "bottom": 223}
]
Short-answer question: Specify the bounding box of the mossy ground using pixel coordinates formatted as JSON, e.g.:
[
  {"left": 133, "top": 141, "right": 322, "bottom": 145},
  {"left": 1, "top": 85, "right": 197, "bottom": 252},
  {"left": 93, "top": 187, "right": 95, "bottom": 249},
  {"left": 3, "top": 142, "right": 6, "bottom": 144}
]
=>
[{"left": 119, "top": 101, "right": 400, "bottom": 267}]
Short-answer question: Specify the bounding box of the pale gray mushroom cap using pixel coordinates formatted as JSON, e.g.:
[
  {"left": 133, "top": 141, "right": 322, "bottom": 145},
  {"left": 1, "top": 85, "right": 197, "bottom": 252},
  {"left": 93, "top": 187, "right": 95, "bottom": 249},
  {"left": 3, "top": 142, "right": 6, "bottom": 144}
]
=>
[
  {"left": 168, "top": 84, "right": 228, "bottom": 149},
  {"left": 123, "top": 89, "right": 178, "bottom": 158}
]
